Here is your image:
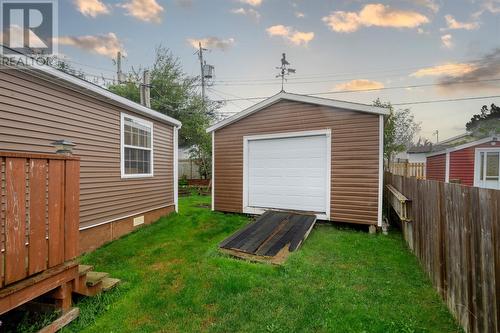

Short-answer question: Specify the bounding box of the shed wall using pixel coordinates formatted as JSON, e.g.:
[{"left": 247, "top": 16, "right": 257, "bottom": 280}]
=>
[
  {"left": 449, "top": 141, "right": 497, "bottom": 186},
  {"left": 426, "top": 154, "right": 446, "bottom": 182},
  {"left": 0, "top": 69, "right": 175, "bottom": 230},
  {"left": 213, "top": 99, "right": 381, "bottom": 225}
]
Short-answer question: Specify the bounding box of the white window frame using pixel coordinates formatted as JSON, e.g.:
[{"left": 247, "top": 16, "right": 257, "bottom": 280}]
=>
[
  {"left": 242, "top": 129, "right": 331, "bottom": 220},
  {"left": 121, "top": 112, "right": 154, "bottom": 179},
  {"left": 474, "top": 147, "right": 500, "bottom": 188}
]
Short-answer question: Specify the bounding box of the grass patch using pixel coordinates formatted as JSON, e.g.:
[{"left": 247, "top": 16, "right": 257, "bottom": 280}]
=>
[{"left": 58, "top": 195, "right": 461, "bottom": 333}]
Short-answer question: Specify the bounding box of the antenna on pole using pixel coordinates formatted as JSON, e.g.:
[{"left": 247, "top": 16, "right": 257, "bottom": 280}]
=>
[{"left": 275, "top": 53, "right": 295, "bottom": 92}]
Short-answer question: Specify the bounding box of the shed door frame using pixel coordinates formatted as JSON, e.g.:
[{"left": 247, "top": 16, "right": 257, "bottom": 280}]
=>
[{"left": 242, "top": 129, "right": 331, "bottom": 220}]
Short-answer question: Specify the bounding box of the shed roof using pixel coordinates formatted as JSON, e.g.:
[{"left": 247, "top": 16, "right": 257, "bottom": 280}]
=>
[
  {"left": 207, "top": 91, "right": 389, "bottom": 133},
  {"left": 1, "top": 49, "right": 181, "bottom": 127},
  {"left": 427, "top": 134, "right": 500, "bottom": 157}
]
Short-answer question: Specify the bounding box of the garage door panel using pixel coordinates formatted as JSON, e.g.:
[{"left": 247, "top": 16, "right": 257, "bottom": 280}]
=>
[{"left": 246, "top": 134, "right": 329, "bottom": 213}]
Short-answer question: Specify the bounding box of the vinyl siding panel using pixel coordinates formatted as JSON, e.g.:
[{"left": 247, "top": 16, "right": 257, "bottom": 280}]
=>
[
  {"left": 449, "top": 141, "right": 497, "bottom": 186},
  {"left": 0, "top": 70, "right": 175, "bottom": 229},
  {"left": 426, "top": 154, "right": 446, "bottom": 182},
  {"left": 449, "top": 148, "right": 475, "bottom": 186},
  {"left": 214, "top": 100, "right": 381, "bottom": 225}
]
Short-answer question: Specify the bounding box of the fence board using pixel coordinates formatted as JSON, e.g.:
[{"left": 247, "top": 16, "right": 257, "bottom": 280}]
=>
[
  {"left": 64, "top": 160, "right": 79, "bottom": 261},
  {"left": 385, "top": 172, "right": 499, "bottom": 333},
  {"left": 48, "top": 160, "right": 64, "bottom": 267},
  {"left": 28, "top": 159, "right": 47, "bottom": 275},
  {"left": 4, "top": 158, "right": 27, "bottom": 284}
]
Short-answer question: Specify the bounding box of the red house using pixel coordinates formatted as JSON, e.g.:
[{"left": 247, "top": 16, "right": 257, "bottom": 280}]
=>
[{"left": 426, "top": 135, "right": 500, "bottom": 189}]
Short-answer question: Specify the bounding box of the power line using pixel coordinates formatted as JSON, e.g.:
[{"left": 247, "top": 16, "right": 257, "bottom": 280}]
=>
[
  {"left": 217, "top": 94, "right": 500, "bottom": 116},
  {"left": 393, "top": 95, "right": 500, "bottom": 106},
  {"left": 211, "top": 57, "right": 484, "bottom": 82},
  {"left": 211, "top": 77, "right": 500, "bottom": 102}
]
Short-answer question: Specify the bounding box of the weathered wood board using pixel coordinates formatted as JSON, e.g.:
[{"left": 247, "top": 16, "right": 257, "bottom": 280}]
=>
[{"left": 219, "top": 211, "right": 316, "bottom": 264}]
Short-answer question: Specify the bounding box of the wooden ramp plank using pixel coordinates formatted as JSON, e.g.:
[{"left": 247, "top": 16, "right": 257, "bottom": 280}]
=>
[{"left": 219, "top": 210, "right": 317, "bottom": 264}]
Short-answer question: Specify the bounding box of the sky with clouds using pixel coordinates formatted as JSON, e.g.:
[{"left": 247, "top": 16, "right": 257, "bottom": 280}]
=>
[{"left": 57, "top": 0, "right": 500, "bottom": 141}]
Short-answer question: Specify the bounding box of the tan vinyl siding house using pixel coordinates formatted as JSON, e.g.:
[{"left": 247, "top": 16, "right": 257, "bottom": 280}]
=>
[
  {"left": 0, "top": 63, "right": 181, "bottom": 253},
  {"left": 208, "top": 92, "right": 388, "bottom": 226}
]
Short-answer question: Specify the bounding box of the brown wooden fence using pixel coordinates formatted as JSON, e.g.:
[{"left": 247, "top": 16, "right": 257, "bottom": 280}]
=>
[
  {"left": 385, "top": 172, "right": 499, "bottom": 333},
  {"left": 0, "top": 151, "right": 80, "bottom": 288},
  {"left": 388, "top": 162, "right": 426, "bottom": 179}
]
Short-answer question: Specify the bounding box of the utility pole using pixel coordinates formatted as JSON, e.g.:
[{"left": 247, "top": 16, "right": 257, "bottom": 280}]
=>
[
  {"left": 144, "top": 70, "right": 151, "bottom": 108},
  {"left": 116, "top": 51, "right": 123, "bottom": 83},
  {"left": 275, "top": 53, "right": 295, "bottom": 92},
  {"left": 433, "top": 130, "right": 439, "bottom": 143},
  {"left": 140, "top": 70, "right": 151, "bottom": 108},
  {"left": 197, "top": 42, "right": 207, "bottom": 101}
]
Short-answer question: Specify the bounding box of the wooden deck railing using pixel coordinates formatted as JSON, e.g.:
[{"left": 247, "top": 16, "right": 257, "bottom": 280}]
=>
[{"left": 0, "top": 151, "right": 80, "bottom": 288}]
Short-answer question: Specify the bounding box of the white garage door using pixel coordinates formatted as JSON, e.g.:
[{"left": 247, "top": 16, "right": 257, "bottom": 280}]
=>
[{"left": 245, "top": 132, "right": 330, "bottom": 214}]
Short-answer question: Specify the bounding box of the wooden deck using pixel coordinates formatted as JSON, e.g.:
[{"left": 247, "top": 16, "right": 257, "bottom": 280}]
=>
[{"left": 219, "top": 211, "right": 316, "bottom": 264}]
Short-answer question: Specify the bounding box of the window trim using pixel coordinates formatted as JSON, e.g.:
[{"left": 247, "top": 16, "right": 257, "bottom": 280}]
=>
[
  {"left": 120, "top": 112, "right": 154, "bottom": 179},
  {"left": 474, "top": 147, "right": 500, "bottom": 188}
]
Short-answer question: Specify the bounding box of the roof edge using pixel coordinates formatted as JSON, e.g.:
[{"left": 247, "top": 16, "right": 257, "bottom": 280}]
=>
[
  {"left": 5, "top": 53, "right": 181, "bottom": 128},
  {"left": 427, "top": 134, "right": 500, "bottom": 157},
  {"left": 207, "top": 91, "right": 389, "bottom": 133}
]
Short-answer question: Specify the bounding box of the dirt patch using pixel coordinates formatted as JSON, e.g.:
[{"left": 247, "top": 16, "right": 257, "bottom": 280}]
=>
[{"left": 150, "top": 258, "right": 185, "bottom": 272}]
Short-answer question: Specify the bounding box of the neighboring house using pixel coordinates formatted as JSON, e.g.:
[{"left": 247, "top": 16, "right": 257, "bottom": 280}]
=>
[
  {"left": 207, "top": 92, "right": 389, "bottom": 227},
  {"left": 178, "top": 145, "right": 201, "bottom": 179},
  {"left": 0, "top": 58, "right": 181, "bottom": 253},
  {"left": 394, "top": 146, "right": 431, "bottom": 163},
  {"left": 426, "top": 135, "right": 500, "bottom": 189}
]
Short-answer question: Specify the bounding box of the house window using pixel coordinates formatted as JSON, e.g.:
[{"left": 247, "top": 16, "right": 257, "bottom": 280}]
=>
[
  {"left": 121, "top": 113, "right": 153, "bottom": 178},
  {"left": 475, "top": 149, "right": 500, "bottom": 189}
]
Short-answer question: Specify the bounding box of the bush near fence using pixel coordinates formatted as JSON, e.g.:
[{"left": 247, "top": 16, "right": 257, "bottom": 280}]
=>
[{"left": 385, "top": 172, "right": 499, "bottom": 333}]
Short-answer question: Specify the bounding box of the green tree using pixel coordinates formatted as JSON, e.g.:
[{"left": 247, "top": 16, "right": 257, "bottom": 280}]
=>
[
  {"left": 108, "top": 46, "right": 219, "bottom": 178},
  {"left": 466, "top": 103, "right": 500, "bottom": 135},
  {"left": 374, "top": 99, "right": 421, "bottom": 162}
]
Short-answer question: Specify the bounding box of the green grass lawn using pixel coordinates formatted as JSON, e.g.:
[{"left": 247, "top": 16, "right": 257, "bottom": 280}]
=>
[{"left": 61, "top": 195, "right": 460, "bottom": 333}]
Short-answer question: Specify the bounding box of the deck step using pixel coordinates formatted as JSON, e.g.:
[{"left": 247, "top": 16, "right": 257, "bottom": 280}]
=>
[
  {"left": 101, "top": 277, "right": 120, "bottom": 292},
  {"left": 78, "top": 264, "right": 93, "bottom": 276},
  {"left": 85, "top": 271, "right": 109, "bottom": 287}
]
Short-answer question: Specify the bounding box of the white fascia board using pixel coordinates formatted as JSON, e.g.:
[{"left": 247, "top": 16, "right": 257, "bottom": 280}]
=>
[
  {"left": 445, "top": 152, "right": 450, "bottom": 183},
  {"left": 26, "top": 64, "right": 181, "bottom": 128},
  {"left": 377, "top": 115, "right": 384, "bottom": 227},
  {"left": 174, "top": 127, "right": 179, "bottom": 213},
  {"left": 207, "top": 91, "right": 389, "bottom": 133},
  {"left": 211, "top": 131, "right": 215, "bottom": 211}
]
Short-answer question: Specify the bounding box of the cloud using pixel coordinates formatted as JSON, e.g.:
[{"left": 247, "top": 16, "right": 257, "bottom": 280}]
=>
[
  {"left": 56, "top": 32, "right": 125, "bottom": 58},
  {"left": 120, "top": 0, "right": 164, "bottom": 23},
  {"left": 266, "top": 25, "right": 314, "bottom": 46},
  {"left": 412, "top": 0, "right": 439, "bottom": 13},
  {"left": 295, "top": 11, "right": 305, "bottom": 18},
  {"left": 473, "top": 0, "right": 500, "bottom": 18},
  {"left": 239, "top": 0, "right": 262, "bottom": 6},
  {"left": 334, "top": 79, "right": 384, "bottom": 91},
  {"left": 410, "top": 63, "right": 477, "bottom": 77},
  {"left": 433, "top": 49, "right": 500, "bottom": 92},
  {"left": 441, "top": 34, "right": 453, "bottom": 48},
  {"left": 230, "top": 7, "right": 261, "bottom": 21},
  {"left": 187, "top": 37, "right": 235, "bottom": 51},
  {"left": 322, "top": 4, "right": 429, "bottom": 33},
  {"left": 442, "top": 14, "right": 480, "bottom": 30},
  {"left": 74, "top": 0, "right": 110, "bottom": 17}
]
